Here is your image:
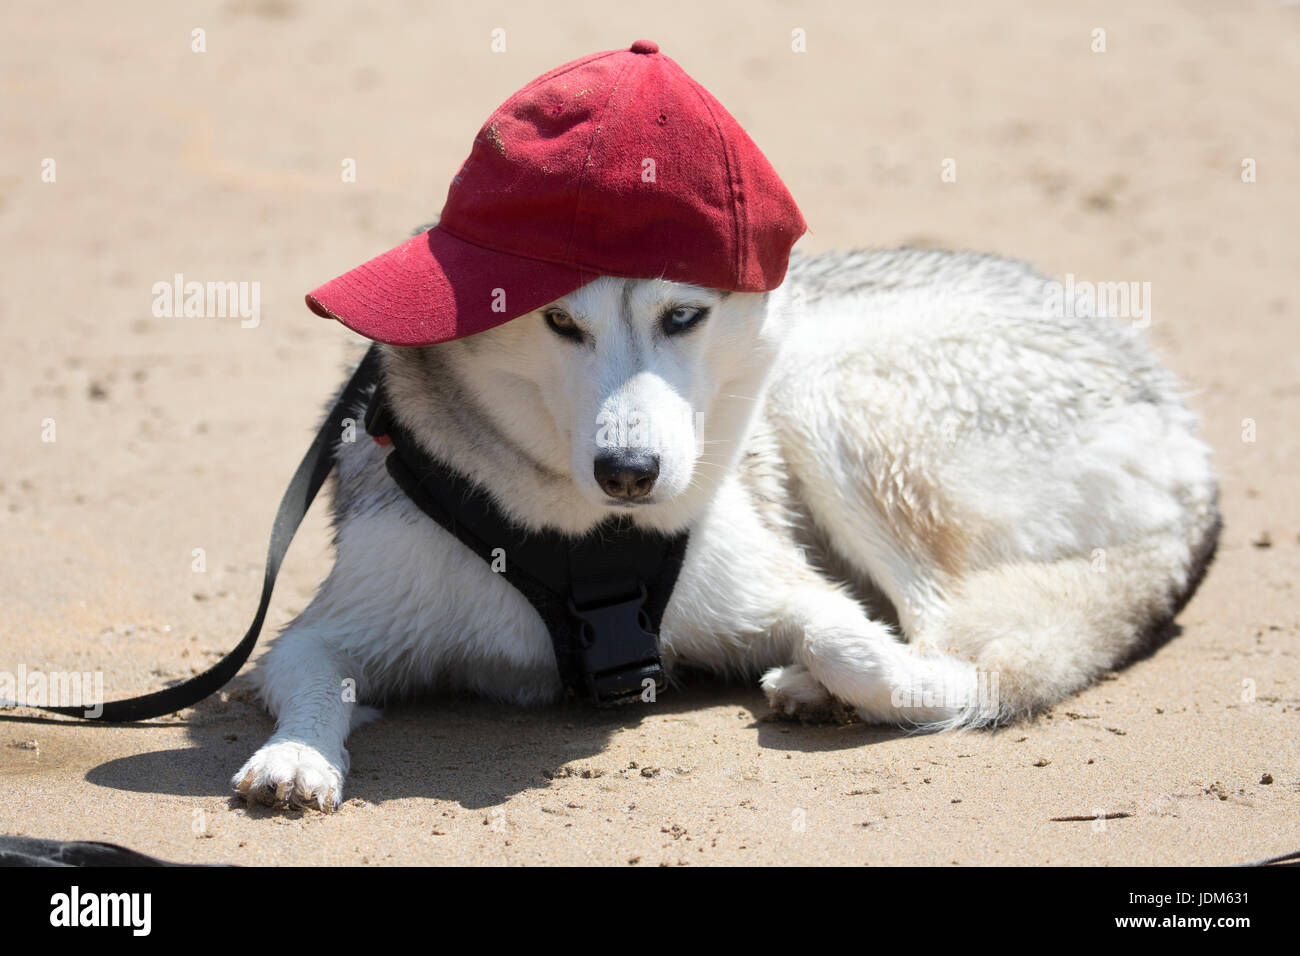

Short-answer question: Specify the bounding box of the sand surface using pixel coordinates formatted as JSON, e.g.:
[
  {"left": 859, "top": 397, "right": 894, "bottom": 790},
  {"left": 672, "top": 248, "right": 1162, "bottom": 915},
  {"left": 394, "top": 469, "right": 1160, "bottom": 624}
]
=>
[{"left": 1, "top": 0, "right": 1297, "bottom": 865}]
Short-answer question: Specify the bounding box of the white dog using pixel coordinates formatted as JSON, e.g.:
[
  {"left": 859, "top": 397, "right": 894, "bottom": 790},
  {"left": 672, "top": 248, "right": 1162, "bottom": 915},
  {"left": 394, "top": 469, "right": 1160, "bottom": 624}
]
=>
[{"left": 233, "top": 247, "right": 1219, "bottom": 811}]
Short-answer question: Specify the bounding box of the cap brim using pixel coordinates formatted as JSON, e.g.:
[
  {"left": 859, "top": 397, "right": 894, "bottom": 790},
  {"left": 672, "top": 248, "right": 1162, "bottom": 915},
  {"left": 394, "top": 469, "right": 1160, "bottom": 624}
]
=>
[{"left": 305, "top": 226, "right": 597, "bottom": 347}]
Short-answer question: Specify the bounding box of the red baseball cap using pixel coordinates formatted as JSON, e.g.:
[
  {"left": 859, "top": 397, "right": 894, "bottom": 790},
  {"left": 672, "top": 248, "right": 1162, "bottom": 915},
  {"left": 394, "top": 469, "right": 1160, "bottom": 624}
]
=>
[{"left": 306, "top": 40, "right": 807, "bottom": 346}]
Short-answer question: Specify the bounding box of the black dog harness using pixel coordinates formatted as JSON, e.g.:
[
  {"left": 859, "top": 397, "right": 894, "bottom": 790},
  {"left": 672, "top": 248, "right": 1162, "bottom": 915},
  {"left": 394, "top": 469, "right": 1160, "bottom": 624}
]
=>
[
  {"left": 364, "top": 378, "right": 687, "bottom": 705},
  {"left": 22, "top": 344, "right": 685, "bottom": 721}
]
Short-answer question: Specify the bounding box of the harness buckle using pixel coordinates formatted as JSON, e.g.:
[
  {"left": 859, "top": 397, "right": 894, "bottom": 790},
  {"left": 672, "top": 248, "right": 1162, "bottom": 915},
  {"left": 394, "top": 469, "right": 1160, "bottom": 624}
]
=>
[{"left": 566, "top": 583, "right": 665, "bottom": 706}]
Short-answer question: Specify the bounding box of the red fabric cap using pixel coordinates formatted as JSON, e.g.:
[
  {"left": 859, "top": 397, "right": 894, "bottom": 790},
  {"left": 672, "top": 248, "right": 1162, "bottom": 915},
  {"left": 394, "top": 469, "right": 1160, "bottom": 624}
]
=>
[{"left": 306, "top": 42, "right": 807, "bottom": 347}]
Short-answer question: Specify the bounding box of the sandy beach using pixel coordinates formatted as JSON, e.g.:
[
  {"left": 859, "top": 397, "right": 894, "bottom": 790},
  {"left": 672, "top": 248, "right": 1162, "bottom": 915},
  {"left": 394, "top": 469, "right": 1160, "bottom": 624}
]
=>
[{"left": 1, "top": 0, "right": 1297, "bottom": 865}]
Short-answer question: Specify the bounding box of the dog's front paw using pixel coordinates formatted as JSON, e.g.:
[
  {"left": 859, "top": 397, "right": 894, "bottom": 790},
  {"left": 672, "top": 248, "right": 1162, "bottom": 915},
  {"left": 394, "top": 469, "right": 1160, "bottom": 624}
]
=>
[
  {"left": 761, "top": 665, "right": 858, "bottom": 725},
  {"left": 232, "top": 741, "right": 345, "bottom": 812}
]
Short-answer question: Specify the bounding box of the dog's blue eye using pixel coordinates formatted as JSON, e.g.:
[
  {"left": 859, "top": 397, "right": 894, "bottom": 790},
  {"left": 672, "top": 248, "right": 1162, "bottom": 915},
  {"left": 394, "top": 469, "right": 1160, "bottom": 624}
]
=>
[{"left": 662, "top": 305, "right": 708, "bottom": 336}]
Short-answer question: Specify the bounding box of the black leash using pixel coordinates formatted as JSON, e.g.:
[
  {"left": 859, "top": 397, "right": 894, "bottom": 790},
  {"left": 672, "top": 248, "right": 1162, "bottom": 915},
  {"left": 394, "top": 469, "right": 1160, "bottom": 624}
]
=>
[
  {"left": 1235, "top": 848, "right": 1300, "bottom": 867},
  {"left": 0, "top": 835, "right": 220, "bottom": 867},
  {"left": 13, "top": 346, "right": 384, "bottom": 721}
]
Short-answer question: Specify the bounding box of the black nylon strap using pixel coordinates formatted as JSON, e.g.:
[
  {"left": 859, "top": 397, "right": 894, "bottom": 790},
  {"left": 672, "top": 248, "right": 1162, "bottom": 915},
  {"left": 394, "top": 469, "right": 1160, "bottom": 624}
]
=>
[
  {"left": 13, "top": 346, "right": 385, "bottom": 722},
  {"left": 372, "top": 384, "right": 688, "bottom": 704}
]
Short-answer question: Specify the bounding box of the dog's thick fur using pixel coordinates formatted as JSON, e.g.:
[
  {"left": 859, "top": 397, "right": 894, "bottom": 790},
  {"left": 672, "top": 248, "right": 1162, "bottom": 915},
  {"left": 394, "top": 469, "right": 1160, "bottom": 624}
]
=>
[{"left": 234, "top": 247, "right": 1219, "bottom": 810}]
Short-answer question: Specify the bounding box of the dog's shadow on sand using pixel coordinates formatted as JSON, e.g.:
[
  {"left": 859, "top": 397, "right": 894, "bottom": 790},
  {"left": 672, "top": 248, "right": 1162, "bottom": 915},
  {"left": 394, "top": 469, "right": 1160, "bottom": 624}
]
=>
[
  {"left": 81, "top": 675, "right": 907, "bottom": 810},
  {"left": 69, "top": 620, "right": 1191, "bottom": 810}
]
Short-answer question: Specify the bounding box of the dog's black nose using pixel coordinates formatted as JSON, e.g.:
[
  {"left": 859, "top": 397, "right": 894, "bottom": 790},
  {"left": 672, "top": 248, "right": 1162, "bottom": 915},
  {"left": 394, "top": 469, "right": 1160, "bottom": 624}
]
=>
[{"left": 594, "top": 452, "right": 660, "bottom": 500}]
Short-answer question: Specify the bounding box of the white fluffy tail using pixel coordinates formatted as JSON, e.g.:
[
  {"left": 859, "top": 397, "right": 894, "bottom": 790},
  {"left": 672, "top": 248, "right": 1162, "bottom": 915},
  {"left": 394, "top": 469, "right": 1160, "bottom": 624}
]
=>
[{"left": 903, "top": 525, "right": 1219, "bottom": 731}]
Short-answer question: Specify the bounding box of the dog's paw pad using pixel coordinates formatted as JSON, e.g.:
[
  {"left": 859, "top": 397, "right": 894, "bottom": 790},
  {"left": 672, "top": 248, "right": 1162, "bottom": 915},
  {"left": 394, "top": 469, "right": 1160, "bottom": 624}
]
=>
[{"left": 232, "top": 741, "right": 344, "bottom": 812}]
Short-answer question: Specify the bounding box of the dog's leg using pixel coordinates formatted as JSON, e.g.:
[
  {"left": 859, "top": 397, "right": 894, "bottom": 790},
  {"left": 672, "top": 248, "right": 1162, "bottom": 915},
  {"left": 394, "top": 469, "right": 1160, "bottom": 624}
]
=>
[
  {"left": 232, "top": 624, "right": 376, "bottom": 811},
  {"left": 665, "top": 473, "right": 979, "bottom": 726},
  {"left": 761, "top": 584, "right": 985, "bottom": 727}
]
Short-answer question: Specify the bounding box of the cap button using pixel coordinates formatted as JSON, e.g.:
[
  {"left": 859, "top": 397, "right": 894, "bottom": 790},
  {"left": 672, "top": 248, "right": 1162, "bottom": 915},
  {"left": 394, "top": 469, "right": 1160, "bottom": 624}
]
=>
[{"left": 629, "top": 39, "right": 659, "bottom": 55}]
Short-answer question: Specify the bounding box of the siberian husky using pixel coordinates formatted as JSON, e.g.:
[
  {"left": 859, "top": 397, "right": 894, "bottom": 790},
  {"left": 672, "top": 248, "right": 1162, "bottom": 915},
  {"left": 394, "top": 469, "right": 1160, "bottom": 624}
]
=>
[{"left": 233, "top": 246, "right": 1219, "bottom": 810}]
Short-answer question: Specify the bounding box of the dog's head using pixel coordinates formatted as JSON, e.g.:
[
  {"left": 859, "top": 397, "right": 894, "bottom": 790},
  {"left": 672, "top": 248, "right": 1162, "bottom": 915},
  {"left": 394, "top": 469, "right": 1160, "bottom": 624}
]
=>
[{"left": 385, "top": 277, "right": 788, "bottom": 532}]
